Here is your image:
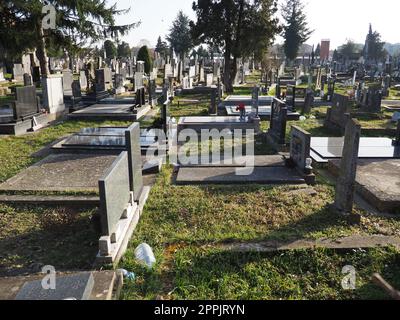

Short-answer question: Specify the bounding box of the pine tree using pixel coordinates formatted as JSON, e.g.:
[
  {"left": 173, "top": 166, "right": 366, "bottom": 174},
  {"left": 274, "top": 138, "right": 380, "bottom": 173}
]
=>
[
  {"left": 0, "top": 1, "right": 139, "bottom": 75},
  {"left": 155, "top": 36, "right": 169, "bottom": 57},
  {"left": 363, "top": 24, "right": 385, "bottom": 63},
  {"left": 104, "top": 40, "right": 117, "bottom": 59},
  {"left": 191, "top": 0, "right": 280, "bottom": 93},
  {"left": 137, "top": 46, "right": 153, "bottom": 74},
  {"left": 167, "top": 11, "right": 193, "bottom": 59},
  {"left": 281, "top": 0, "right": 313, "bottom": 62}
]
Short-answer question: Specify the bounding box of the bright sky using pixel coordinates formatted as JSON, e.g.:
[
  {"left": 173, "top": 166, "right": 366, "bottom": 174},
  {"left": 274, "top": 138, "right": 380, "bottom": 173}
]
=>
[{"left": 111, "top": 0, "right": 399, "bottom": 49}]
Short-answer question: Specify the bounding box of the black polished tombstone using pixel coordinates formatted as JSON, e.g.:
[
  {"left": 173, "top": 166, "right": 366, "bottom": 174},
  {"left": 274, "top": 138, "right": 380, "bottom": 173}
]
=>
[
  {"left": 268, "top": 98, "right": 288, "bottom": 145},
  {"left": 13, "top": 86, "right": 41, "bottom": 120},
  {"left": 286, "top": 85, "right": 296, "bottom": 111}
]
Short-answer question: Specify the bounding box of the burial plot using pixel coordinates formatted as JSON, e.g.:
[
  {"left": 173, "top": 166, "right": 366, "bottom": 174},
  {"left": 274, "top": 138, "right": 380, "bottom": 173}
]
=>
[
  {"left": 324, "top": 93, "right": 351, "bottom": 134},
  {"left": 15, "top": 272, "right": 94, "bottom": 300},
  {"left": 267, "top": 98, "right": 288, "bottom": 148},
  {"left": 310, "top": 137, "right": 400, "bottom": 163},
  {"left": 65, "top": 80, "right": 85, "bottom": 112},
  {"left": 0, "top": 85, "right": 48, "bottom": 135}
]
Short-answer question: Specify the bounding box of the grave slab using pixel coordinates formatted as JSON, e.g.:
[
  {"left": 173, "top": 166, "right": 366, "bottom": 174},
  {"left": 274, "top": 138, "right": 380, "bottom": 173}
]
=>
[
  {"left": 0, "top": 153, "right": 117, "bottom": 193},
  {"left": 68, "top": 104, "right": 151, "bottom": 121},
  {"left": 176, "top": 166, "right": 305, "bottom": 185},
  {"left": 15, "top": 272, "right": 94, "bottom": 300},
  {"left": 225, "top": 105, "right": 300, "bottom": 120},
  {"left": 178, "top": 116, "right": 260, "bottom": 133},
  {"left": 329, "top": 158, "right": 400, "bottom": 213}
]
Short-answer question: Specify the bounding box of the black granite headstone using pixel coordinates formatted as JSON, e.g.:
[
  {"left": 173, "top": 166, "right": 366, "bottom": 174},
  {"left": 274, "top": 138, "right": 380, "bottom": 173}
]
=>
[
  {"left": 268, "top": 98, "right": 287, "bottom": 145},
  {"left": 13, "top": 86, "right": 40, "bottom": 120}
]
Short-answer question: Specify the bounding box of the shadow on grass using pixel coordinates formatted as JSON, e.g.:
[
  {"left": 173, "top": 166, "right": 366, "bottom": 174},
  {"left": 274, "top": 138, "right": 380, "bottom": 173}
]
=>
[{"left": 0, "top": 205, "right": 99, "bottom": 277}]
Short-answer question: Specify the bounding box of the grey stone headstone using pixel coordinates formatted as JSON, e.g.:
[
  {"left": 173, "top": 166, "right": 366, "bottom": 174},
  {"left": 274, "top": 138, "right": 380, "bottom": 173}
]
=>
[
  {"left": 62, "top": 70, "right": 73, "bottom": 95},
  {"left": 125, "top": 123, "right": 144, "bottom": 202},
  {"left": 13, "top": 64, "right": 24, "bottom": 81},
  {"left": 303, "top": 89, "right": 314, "bottom": 114},
  {"left": 333, "top": 119, "right": 361, "bottom": 214},
  {"left": 209, "top": 88, "right": 217, "bottom": 114},
  {"left": 290, "top": 126, "right": 311, "bottom": 172},
  {"left": 99, "top": 151, "right": 131, "bottom": 237},
  {"left": 14, "top": 86, "right": 40, "bottom": 119},
  {"left": 134, "top": 72, "right": 144, "bottom": 91},
  {"left": 79, "top": 71, "right": 87, "bottom": 90},
  {"left": 15, "top": 272, "right": 94, "bottom": 300},
  {"left": 251, "top": 86, "right": 259, "bottom": 116}
]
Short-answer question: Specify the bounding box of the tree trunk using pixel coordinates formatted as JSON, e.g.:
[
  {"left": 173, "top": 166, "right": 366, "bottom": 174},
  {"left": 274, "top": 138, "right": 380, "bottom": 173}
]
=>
[
  {"left": 36, "top": 21, "right": 50, "bottom": 76},
  {"left": 223, "top": 45, "right": 233, "bottom": 93}
]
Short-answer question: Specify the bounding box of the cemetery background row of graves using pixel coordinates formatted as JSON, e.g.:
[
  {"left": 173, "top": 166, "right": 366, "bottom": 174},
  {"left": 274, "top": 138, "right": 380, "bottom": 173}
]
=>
[{"left": 0, "top": 32, "right": 400, "bottom": 299}]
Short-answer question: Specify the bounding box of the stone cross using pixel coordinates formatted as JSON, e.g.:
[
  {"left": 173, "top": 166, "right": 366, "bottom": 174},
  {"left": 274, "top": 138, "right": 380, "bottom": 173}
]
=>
[{"left": 332, "top": 118, "right": 361, "bottom": 216}]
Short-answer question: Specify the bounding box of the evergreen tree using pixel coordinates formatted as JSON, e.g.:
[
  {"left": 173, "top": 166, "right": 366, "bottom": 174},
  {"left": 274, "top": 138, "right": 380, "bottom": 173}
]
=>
[
  {"left": 167, "top": 11, "right": 193, "bottom": 59},
  {"left": 104, "top": 40, "right": 117, "bottom": 59},
  {"left": 0, "top": 1, "right": 139, "bottom": 75},
  {"left": 281, "top": 0, "right": 313, "bottom": 61},
  {"left": 137, "top": 46, "right": 153, "bottom": 74},
  {"left": 117, "top": 41, "right": 131, "bottom": 58},
  {"left": 363, "top": 24, "right": 385, "bottom": 63},
  {"left": 191, "top": 0, "right": 280, "bottom": 93},
  {"left": 315, "top": 43, "right": 321, "bottom": 58},
  {"left": 155, "top": 36, "right": 169, "bottom": 57}
]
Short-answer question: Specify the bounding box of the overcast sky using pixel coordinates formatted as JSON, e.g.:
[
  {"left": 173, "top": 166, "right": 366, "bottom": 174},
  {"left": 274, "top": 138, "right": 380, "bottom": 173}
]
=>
[{"left": 111, "top": 0, "right": 399, "bottom": 49}]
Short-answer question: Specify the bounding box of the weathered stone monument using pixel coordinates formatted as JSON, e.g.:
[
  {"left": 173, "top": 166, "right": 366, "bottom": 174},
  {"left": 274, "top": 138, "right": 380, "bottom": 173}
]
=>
[
  {"left": 42, "top": 74, "right": 66, "bottom": 119},
  {"left": 331, "top": 119, "right": 361, "bottom": 218}
]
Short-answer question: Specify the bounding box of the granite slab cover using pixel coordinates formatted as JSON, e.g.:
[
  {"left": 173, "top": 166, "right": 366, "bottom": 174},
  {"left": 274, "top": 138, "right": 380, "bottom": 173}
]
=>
[
  {"left": 15, "top": 272, "right": 94, "bottom": 300},
  {"left": 0, "top": 154, "right": 117, "bottom": 192}
]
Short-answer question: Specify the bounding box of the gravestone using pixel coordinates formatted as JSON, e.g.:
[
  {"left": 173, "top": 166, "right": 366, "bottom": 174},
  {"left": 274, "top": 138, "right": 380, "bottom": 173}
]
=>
[
  {"left": 62, "top": 70, "right": 73, "bottom": 95},
  {"left": 136, "top": 61, "right": 145, "bottom": 73},
  {"left": 148, "top": 79, "right": 157, "bottom": 106},
  {"left": 42, "top": 74, "right": 66, "bottom": 116},
  {"left": 134, "top": 72, "right": 144, "bottom": 91},
  {"left": 332, "top": 119, "right": 361, "bottom": 216},
  {"left": 286, "top": 85, "right": 296, "bottom": 111},
  {"left": 13, "top": 86, "right": 40, "bottom": 120},
  {"left": 114, "top": 74, "right": 125, "bottom": 94},
  {"left": 303, "top": 89, "right": 314, "bottom": 114},
  {"left": 290, "top": 125, "right": 311, "bottom": 172},
  {"left": 32, "top": 67, "right": 41, "bottom": 84},
  {"left": 324, "top": 93, "right": 351, "bottom": 134},
  {"left": 23, "top": 73, "right": 32, "bottom": 86},
  {"left": 206, "top": 73, "right": 213, "bottom": 86},
  {"left": 15, "top": 272, "right": 94, "bottom": 300},
  {"left": 95, "top": 69, "right": 106, "bottom": 92},
  {"left": 251, "top": 85, "right": 259, "bottom": 116},
  {"left": 13, "top": 64, "right": 24, "bottom": 82},
  {"left": 125, "top": 123, "right": 144, "bottom": 202},
  {"left": 275, "top": 79, "right": 281, "bottom": 99},
  {"left": 209, "top": 88, "right": 217, "bottom": 114},
  {"left": 327, "top": 78, "right": 335, "bottom": 102},
  {"left": 79, "top": 71, "right": 87, "bottom": 90},
  {"left": 268, "top": 98, "right": 287, "bottom": 145},
  {"left": 164, "top": 64, "right": 172, "bottom": 79},
  {"left": 98, "top": 151, "right": 131, "bottom": 238},
  {"left": 359, "top": 84, "right": 382, "bottom": 113}
]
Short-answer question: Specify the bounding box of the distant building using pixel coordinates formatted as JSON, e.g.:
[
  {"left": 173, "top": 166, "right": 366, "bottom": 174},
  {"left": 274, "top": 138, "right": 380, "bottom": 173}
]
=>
[{"left": 320, "top": 40, "right": 330, "bottom": 60}]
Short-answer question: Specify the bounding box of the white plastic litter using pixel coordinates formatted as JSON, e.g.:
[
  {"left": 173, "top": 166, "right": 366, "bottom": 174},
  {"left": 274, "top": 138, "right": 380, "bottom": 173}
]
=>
[{"left": 134, "top": 243, "right": 156, "bottom": 268}]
